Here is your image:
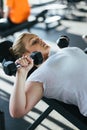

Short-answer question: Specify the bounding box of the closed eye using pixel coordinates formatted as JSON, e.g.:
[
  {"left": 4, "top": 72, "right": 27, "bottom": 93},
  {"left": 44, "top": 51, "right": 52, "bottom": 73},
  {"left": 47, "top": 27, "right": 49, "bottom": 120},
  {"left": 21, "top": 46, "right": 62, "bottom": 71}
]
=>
[{"left": 32, "top": 39, "right": 39, "bottom": 45}]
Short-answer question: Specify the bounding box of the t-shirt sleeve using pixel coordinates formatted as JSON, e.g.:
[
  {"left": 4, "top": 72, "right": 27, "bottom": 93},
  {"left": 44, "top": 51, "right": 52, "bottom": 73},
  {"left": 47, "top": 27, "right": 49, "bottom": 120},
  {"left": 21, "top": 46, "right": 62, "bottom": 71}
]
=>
[
  {"left": 77, "top": 91, "right": 87, "bottom": 117},
  {"left": 26, "top": 63, "right": 48, "bottom": 94}
]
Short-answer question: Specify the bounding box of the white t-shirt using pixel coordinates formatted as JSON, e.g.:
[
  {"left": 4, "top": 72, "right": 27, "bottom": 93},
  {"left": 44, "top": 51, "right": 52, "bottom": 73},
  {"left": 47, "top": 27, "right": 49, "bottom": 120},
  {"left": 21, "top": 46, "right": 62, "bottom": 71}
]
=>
[{"left": 27, "top": 47, "right": 87, "bottom": 116}]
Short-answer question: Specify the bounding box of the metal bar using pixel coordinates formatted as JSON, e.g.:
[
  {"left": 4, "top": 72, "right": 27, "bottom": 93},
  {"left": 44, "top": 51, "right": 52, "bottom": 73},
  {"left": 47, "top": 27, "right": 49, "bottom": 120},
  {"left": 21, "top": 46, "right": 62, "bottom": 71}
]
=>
[{"left": 27, "top": 105, "right": 53, "bottom": 130}]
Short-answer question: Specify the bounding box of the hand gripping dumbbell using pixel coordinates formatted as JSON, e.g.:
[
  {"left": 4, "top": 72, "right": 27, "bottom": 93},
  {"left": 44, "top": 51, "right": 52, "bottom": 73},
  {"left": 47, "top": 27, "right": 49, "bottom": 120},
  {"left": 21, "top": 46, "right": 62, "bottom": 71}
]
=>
[
  {"left": 56, "top": 35, "right": 70, "bottom": 48},
  {"left": 2, "top": 51, "right": 43, "bottom": 76}
]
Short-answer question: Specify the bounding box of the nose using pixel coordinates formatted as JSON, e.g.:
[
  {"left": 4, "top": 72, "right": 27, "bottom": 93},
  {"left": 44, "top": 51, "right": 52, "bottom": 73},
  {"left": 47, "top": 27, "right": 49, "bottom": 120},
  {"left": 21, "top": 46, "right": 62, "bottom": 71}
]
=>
[{"left": 39, "top": 40, "right": 45, "bottom": 47}]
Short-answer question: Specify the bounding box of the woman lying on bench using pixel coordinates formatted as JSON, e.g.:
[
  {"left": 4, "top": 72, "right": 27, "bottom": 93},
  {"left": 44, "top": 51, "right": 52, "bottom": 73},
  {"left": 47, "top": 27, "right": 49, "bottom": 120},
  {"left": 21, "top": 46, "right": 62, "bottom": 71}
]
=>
[{"left": 9, "top": 32, "right": 87, "bottom": 118}]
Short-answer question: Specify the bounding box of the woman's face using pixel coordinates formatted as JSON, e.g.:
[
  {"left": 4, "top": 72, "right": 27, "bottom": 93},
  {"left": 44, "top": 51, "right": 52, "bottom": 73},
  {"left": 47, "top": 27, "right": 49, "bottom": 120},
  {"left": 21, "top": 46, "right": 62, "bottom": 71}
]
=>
[{"left": 24, "top": 34, "right": 50, "bottom": 60}]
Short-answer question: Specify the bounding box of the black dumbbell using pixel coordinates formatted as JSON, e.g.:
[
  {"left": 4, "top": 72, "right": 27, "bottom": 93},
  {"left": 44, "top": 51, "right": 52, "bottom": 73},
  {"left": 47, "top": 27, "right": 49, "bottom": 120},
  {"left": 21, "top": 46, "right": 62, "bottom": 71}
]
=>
[
  {"left": 0, "top": 40, "right": 13, "bottom": 62},
  {"left": 2, "top": 51, "right": 43, "bottom": 76},
  {"left": 84, "top": 48, "right": 87, "bottom": 54},
  {"left": 56, "top": 35, "right": 70, "bottom": 48}
]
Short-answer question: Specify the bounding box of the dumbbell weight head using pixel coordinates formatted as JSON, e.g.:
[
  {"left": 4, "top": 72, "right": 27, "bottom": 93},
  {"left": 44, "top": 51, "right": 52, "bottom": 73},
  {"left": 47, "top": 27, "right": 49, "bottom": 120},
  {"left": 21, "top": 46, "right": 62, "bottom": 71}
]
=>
[
  {"left": 2, "top": 60, "right": 17, "bottom": 76},
  {"left": 84, "top": 48, "right": 87, "bottom": 54},
  {"left": 0, "top": 40, "right": 13, "bottom": 62},
  {"left": 30, "top": 51, "right": 43, "bottom": 65},
  {"left": 57, "top": 35, "right": 70, "bottom": 48}
]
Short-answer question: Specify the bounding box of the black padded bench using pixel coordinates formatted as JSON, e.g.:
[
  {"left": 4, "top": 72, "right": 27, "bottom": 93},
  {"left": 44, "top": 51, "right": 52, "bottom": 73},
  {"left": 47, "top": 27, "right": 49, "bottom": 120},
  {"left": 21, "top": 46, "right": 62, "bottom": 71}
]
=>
[
  {"left": 0, "top": 110, "right": 5, "bottom": 130},
  {"left": 0, "top": 10, "right": 48, "bottom": 38},
  {"left": 0, "top": 75, "right": 87, "bottom": 130},
  {"left": 27, "top": 97, "right": 87, "bottom": 130}
]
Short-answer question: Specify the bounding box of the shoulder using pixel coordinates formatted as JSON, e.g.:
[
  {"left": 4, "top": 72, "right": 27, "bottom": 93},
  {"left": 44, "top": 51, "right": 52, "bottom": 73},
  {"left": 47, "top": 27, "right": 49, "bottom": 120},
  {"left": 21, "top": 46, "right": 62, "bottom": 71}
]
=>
[
  {"left": 58, "top": 47, "right": 85, "bottom": 57},
  {"left": 61, "top": 47, "right": 83, "bottom": 53},
  {"left": 25, "top": 81, "right": 44, "bottom": 96}
]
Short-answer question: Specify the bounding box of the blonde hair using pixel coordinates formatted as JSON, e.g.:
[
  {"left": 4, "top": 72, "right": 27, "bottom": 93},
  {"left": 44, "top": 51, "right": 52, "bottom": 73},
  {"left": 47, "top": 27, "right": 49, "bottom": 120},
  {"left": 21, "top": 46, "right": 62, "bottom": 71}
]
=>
[{"left": 10, "top": 32, "right": 37, "bottom": 59}]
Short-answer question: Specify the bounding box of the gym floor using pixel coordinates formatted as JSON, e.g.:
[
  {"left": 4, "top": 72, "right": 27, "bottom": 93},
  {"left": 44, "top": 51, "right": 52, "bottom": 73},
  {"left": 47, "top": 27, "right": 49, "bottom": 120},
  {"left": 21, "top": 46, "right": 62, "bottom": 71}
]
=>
[{"left": 0, "top": 1, "right": 87, "bottom": 130}]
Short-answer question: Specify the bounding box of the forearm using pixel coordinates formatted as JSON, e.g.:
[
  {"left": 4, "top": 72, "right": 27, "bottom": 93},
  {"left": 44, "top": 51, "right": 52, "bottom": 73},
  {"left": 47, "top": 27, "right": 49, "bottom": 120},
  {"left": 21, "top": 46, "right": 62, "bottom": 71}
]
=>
[
  {"left": 3, "top": 6, "right": 10, "bottom": 18},
  {"left": 9, "top": 72, "right": 28, "bottom": 118},
  {"left": 9, "top": 56, "right": 34, "bottom": 117}
]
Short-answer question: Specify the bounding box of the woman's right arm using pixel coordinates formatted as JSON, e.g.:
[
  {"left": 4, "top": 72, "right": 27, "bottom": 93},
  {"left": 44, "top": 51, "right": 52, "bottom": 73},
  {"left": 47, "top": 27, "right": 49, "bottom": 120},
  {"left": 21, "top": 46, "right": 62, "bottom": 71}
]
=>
[{"left": 9, "top": 56, "right": 44, "bottom": 118}]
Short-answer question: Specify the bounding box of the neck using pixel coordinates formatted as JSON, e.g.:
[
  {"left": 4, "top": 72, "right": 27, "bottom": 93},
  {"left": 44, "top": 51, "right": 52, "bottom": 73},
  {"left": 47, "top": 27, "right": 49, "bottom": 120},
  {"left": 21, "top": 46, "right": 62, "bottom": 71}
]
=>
[{"left": 44, "top": 47, "right": 51, "bottom": 61}]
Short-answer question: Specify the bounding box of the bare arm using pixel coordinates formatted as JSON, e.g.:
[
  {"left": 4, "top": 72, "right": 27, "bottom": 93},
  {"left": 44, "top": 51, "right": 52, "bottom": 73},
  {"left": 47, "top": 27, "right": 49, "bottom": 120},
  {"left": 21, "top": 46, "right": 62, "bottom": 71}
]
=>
[
  {"left": 9, "top": 56, "right": 44, "bottom": 118},
  {"left": 4, "top": 5, "right": 10, "bottom": 18}
]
